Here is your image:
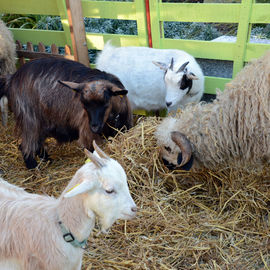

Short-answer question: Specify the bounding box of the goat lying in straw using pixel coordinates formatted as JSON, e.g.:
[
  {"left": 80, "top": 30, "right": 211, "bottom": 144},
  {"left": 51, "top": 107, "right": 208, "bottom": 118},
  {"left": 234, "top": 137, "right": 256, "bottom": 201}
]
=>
[
  {"left": 155, "top": 50, "right": 270, "bottom": 171},
  {"left": 96, "top": 41, "right": 204, "bottom": 113}
]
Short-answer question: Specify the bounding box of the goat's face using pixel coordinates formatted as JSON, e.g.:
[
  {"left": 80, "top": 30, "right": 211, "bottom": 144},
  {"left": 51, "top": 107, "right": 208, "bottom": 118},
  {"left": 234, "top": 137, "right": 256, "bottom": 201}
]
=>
[
  {"left": 155, "top": 117, "right": 194, "bottom": 171},
  {"left": 64, "top": 142, "right": 137, "bottom": 232},
  {"left": 58, "top": 80, "right": 128, "bottom": 134},
  {"left": 153, "top": 58, "right": 198, "bottom": 108},
  {"left": 87, "top": 157, "right": 137, "bottom": 232}
]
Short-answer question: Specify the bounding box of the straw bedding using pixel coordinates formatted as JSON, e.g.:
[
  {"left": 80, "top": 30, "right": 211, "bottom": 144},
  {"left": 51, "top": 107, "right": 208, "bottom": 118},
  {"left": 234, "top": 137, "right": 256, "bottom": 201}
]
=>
[{"left": 1, "top": 114, "right": 270, "bottom": 270}]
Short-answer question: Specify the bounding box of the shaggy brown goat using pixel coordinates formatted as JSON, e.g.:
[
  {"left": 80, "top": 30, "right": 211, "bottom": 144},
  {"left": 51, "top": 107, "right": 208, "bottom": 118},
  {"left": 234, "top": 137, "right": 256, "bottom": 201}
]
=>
[{"left": 1, "top": 57, "right": 133, "bottom": 169}]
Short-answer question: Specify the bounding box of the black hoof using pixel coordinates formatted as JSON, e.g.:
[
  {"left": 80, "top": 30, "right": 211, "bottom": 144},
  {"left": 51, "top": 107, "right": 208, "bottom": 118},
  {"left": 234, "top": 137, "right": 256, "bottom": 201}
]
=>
[
  {"left": 24, "top": 158, "right": 38, "bottom": 169},
  {"left": 37, "top": 149, "right": 50, "bottom": 162}
]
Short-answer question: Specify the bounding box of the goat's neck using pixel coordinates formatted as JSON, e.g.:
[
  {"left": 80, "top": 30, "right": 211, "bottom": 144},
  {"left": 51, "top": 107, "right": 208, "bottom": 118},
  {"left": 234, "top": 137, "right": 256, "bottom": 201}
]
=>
[{"left": 57, "top": 195, "right": 95, "bottom": 242}]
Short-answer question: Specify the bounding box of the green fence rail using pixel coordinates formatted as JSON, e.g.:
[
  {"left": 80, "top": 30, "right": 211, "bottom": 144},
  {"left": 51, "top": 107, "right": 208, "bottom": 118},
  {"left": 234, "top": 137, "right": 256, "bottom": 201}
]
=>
[{"left": 0, "top": 0, "right": 270, "bottom": 94}]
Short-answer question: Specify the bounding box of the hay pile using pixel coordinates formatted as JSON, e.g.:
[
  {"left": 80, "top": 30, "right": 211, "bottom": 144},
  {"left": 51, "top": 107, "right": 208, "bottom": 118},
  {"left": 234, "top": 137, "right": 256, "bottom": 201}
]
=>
[{"left": 1, "top": 115, "right": 270, "bottom": 269}]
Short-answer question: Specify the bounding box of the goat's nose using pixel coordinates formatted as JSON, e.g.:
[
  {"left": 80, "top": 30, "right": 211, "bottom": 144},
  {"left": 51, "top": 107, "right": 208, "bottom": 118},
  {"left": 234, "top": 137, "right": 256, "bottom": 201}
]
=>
[
  {"left": 166, "top": 102, "right": 172, "bottom": 107},
  {"left": 91, "top": 123, "right": 100, "bottom": 133},
  {"left": 131, "top": 206, "right": 138, "bottom": 213}
]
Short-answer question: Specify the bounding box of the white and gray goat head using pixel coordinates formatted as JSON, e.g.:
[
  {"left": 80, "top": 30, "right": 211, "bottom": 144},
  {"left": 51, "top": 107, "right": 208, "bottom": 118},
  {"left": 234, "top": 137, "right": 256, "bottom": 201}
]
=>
[{"left": 153, "top": 58, "right": 201, "bottom": 110}]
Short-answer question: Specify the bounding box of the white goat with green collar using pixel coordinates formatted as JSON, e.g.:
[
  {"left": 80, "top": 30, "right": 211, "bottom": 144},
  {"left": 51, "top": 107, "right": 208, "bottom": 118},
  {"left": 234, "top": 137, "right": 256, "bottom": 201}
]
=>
[{"left": 0, "top": 142, "right": 137, "bottom": 270}]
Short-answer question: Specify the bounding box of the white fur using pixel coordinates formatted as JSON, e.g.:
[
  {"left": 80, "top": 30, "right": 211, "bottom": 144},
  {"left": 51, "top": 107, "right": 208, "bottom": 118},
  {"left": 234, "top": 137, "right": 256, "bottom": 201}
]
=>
[
  {"left": 96, "top": 42, "right": 204, "bottom": 112},
  {"left": 0, "top": 150, "right": 136, "bottom": 270},
  {"left": 0, "top": 177, "right": 27, "bottom": 198},
  {"left": 0, "top": 259, "right": 22, "bottom": 270}
]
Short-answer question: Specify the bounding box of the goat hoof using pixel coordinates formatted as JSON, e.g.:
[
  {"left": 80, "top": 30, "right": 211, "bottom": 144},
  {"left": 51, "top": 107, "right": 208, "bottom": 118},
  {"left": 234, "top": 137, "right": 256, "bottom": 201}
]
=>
[
  {"left": 43, "top": 157, "right": 53, "bottom": 164},
  {"left": 24, "top": 159, "right": 38, "bottom": 170},
  {"left": 39, "top": 154, "right": 52, "bottom": 163}
]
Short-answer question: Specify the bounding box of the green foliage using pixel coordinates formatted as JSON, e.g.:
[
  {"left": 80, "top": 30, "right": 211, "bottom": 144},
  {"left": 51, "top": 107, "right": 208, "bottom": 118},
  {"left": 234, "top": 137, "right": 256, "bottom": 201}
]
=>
[
  {"left": 251, "top": 24, "right": 270, "bottom": 39},
  {"left": 36, "top": 16, "right": 63, "bottom": 31},
  {"left": 84, "top": 18, "right": 137, "bottom": 35},
  {"left": 0, "top": 14, "right": 42, "bottom": 29},
  {"left": 164, "top": 22, "right": 221, "bottom": 40},
  {"left": 1, "top": 13, "right": 269, "bottom": 42},
  {"left": 0, "top": 14, "right": 63, "bottom": 30},
  {"left": 256, "top": 0, "right": 270, "bottom": 3}
]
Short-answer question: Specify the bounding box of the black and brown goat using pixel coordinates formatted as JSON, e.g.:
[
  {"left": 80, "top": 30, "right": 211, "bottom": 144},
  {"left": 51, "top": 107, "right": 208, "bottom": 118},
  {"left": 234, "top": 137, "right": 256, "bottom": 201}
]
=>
[{"left": 1, "top": 57, "right": 133, "bottom": 169}]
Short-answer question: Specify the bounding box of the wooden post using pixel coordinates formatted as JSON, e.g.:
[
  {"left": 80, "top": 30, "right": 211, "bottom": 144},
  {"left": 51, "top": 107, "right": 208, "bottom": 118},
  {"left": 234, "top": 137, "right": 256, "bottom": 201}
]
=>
[{"left": 65, "top": 0, "right": 90, "bottom": 67}]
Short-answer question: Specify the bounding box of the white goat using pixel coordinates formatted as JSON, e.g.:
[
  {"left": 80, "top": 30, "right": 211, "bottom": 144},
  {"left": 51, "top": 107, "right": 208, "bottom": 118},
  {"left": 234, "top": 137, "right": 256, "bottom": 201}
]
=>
[
  {"left": 96, "top": 42, "right": 204, "bottom": 112},
  {"left": 0, "top": 142, "right": 137, "bottom": 270}
]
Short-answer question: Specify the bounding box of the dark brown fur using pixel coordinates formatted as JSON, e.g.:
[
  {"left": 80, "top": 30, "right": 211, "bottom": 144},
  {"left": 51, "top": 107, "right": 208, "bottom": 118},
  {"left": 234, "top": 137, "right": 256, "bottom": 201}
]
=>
[{"left": 1, "top": 57, "right": 133, "bottom": 169}]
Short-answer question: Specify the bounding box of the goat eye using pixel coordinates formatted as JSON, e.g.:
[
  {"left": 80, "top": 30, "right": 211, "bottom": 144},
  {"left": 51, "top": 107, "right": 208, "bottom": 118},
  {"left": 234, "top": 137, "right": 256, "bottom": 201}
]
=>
[
  {"left": 105, "top": 189, "right": 115, "bottom": 194},
  {"left": 165, "top": 146, "right": 171, "bottom": 153}
]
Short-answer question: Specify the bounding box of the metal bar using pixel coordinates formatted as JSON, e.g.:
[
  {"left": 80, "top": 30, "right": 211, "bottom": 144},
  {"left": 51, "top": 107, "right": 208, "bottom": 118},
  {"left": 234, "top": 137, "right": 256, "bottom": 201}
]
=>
[{"left": 145, "top": 0, "right": 152, "bottom": 47}]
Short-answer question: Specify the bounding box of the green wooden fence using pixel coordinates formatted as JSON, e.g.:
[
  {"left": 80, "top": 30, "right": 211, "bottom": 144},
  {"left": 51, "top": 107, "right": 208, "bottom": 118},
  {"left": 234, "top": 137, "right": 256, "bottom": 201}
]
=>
[
  {"left": 149, "top": 0, "right": 270, "bottom": 93},
  {"left": 0, "top": 0, "right": 270, "bottom": 94}
]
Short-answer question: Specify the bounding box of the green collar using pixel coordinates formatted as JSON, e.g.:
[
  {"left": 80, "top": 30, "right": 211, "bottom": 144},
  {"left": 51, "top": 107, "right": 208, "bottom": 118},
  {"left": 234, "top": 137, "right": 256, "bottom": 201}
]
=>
[{"left": 58, "top": 221, "right": 88, "bottom": 249}]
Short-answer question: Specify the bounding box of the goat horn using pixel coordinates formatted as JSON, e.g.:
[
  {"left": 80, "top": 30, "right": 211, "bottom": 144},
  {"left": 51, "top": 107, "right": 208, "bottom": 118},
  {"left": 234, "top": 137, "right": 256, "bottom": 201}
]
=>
[
  {"left": 177, "top": 61, "right": 189, "bottom": 73},
  {"left": 169, "top": 58, "right": 174, "bottom": 70},
  {"left": 84, "top": 148, "right": 105, "bottom": 168},
  {"left": 93, "top": 140, "right": 109, "bottom": 160},
  {"left": 170, "top": 131, "right": 192, "bottom": 167}
]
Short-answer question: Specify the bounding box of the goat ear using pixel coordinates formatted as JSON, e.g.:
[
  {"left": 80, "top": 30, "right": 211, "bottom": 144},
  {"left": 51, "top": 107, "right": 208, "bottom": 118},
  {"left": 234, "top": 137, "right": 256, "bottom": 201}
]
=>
[
  {"left": 108, "top": 86, "right": 128, "bottom": 96},
  {"left": 58, "top": 80, "right": 85, "bottom": 93},
  {"left": 110, "top": 89, "right": 128, "bottom": 96},
  {"left": 187, "top": 72, "right": 199, "bottom": 80},
  {"left": 152, "top": 61, "right": 167, "bottom": 71},
  {"left": 64, "top": 180, "right": 96, "bottom": 198}
]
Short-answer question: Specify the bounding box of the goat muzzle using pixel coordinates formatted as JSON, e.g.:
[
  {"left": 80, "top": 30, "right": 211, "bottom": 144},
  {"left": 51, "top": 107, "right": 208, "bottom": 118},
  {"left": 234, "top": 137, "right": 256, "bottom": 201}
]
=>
[{"left": 90, "top": 124, "right": 103, "bottom": 134}]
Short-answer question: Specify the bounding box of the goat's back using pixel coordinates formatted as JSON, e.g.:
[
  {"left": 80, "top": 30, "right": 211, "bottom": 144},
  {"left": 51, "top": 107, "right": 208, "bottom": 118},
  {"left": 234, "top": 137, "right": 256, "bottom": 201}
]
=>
[
  {"left": 8, "top": 57, "right": 124, "bottom": 104},
  {"left": 7, "top": 57, "right": 125, "bottom": 131}
]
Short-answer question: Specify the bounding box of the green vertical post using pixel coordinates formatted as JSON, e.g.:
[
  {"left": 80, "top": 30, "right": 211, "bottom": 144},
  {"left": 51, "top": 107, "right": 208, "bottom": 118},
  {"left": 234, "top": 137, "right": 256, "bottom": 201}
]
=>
[
  {"left": 149, "top": 0, "right": 162, "bottom": 48},
  {"left": 134, "top": 0, "right": 149, "bottom": 47},
  {"left": 233, "top": 0, "right": 253, "bottom": 77},
  {"left": 56, "top": 0, "right": 73, "bottom": 52}
]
